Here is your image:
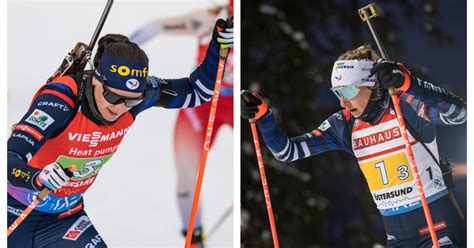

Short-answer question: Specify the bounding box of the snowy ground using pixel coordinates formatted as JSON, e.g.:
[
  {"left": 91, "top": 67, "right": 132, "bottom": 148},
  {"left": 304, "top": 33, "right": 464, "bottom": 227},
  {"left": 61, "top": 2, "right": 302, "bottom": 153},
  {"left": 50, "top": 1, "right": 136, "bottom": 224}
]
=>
[{"left": 8, "top": 1, "right": 233, "bottom": 247}]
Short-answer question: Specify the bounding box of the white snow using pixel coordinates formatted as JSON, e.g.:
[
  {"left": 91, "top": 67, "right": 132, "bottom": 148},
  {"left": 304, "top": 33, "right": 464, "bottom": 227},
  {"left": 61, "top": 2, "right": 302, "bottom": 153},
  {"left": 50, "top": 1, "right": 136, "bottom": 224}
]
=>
[{"left": 7, "top": 1, "right": 233, "bottom": 247}]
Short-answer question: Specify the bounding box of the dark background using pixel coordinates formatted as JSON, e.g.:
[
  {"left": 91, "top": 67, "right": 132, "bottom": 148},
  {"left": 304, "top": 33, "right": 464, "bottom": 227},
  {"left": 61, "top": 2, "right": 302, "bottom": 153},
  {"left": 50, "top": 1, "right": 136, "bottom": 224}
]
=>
[{"left": 241, "top": 0, "right": 467, "bottom": 247}]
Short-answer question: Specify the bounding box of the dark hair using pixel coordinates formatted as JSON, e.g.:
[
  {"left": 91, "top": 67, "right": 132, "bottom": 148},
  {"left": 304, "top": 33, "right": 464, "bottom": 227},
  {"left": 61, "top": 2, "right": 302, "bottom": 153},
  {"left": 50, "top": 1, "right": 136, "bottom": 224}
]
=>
[{"left": 93, "top": 34, "right": 149, "bottom": 68}]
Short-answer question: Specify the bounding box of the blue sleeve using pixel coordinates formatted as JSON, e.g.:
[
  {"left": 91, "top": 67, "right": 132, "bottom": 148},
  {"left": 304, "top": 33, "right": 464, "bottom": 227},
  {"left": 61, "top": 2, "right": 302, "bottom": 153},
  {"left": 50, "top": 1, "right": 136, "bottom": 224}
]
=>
[
  {"left": 399, "top": 100, "right": 437, "bottom": 144},
  {"left": 256, "top": 110, "right": 353, "bottom": 163},
  {"left": 130, "top": 40, "right": 222, "bottom": 116},
  {"left": 8, "top": 83, "right": 76, "bottom": 190},
  {"left": 401, "top": 76, "right": 466, "bottom": 125}
]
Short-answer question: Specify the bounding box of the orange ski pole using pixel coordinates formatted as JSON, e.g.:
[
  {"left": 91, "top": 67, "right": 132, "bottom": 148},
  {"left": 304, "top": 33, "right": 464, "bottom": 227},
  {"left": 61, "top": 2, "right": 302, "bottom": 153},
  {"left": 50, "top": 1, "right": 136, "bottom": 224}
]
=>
[
  {"left": 7, "top": 188, "right": 49, "bottom": 237},
  {"left": 7, "top": 164, "right": 77, "bottom": 237},
  {"left": 241, "top": 92, "right": 280, "bottom": 247},
  {"left": 248, "top": 119, "right": 280, "bottom": 248},
  {"left": 184, "top": 46, "right": 230, "bottom": 248},
  {"left": 358, "top": 3, "right": 439, "bottom": 247}
]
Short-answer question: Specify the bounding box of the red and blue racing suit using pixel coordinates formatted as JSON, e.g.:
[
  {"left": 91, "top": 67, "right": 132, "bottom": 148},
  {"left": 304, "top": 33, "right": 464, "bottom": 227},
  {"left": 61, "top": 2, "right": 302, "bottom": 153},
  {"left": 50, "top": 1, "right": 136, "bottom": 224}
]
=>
[{"left": 7, "top": 40, "right": 224, "bottom": 247}]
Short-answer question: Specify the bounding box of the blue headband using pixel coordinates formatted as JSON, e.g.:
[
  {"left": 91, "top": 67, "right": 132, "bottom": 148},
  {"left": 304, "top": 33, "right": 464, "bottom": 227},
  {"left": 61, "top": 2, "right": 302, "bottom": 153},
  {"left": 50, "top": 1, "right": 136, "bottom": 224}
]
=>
[{"left": 94, "top": 51, "right": 149, "bottom": 93}]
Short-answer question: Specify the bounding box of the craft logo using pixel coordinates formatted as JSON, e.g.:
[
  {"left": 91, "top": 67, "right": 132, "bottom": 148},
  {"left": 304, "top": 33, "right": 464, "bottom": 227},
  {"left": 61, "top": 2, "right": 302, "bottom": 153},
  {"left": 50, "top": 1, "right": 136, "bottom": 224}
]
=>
[
  {"left": 335, "top": 75, "right": 342, "bottom": 81},
  {"left": 25, "top": 109, "right": 55, "bottom": 130},
  {"left": 38, "top": 101, "right": 70, "bottom": 112},
  {"left": 110, "top": 65, "right": 148, "bottom": 78},
  {"left": 63, "top": 216, "right": 92, "bottom": 241},
  {"left": 126, "top": 78, "right": 140, "bottom": 90}
]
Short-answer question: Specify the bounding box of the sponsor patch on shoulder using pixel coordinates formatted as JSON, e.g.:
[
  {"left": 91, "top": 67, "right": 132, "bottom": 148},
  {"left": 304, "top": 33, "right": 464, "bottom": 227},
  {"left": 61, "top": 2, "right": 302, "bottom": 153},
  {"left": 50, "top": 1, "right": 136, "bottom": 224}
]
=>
[
  {"left": 386, "top": 234, "right": 397, "bottom": 240},
  {"left": 63, "top": 216, "right": 92, "bottom": 241},
  {"left": 25, "top": 109, "right": 55, "bottom": 131},
  {"left": 318, "top": 120, "right": 331, "bottom": 131},
  {"left": 14, "top": 124, "right": 44, "bottom": 141},
  {"left": 312, "top": 129, "right": 323, "bottom": 137},
  {"left": 437, "top": 236, "right": 453, "bottom": 246}
]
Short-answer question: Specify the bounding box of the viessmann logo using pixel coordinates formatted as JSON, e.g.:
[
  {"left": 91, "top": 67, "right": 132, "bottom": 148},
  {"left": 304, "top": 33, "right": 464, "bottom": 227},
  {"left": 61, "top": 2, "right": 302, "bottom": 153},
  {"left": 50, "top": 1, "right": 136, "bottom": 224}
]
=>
[{"left": 68, "top": 127, "right": 130, "bottom": 147}]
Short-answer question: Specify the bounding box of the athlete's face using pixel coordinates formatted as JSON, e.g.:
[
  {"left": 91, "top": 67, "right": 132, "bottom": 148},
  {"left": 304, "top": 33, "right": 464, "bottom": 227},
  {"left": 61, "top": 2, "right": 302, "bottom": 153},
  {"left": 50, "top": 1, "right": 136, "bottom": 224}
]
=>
[
  {"left": 92, "top": 77, "right": 142, "bottom": 121},
  {"left": 339, "top": 86, "right": 372, "bottom": 118}
]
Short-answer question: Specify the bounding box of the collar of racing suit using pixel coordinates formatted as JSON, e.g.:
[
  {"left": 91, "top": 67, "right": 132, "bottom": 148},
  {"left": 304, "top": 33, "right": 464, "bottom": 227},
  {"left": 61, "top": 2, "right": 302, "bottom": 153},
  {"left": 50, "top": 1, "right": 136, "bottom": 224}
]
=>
[
  {"left": 358, "top": 82, "right": 390, "bottom": 124},
  {"left": 81, "top": 74, "right": 116, "bottom": 126}
]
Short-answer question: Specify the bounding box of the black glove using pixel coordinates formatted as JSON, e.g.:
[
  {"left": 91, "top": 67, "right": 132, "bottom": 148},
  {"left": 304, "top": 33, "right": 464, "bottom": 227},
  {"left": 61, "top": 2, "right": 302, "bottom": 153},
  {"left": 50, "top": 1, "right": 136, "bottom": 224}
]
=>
[
  {"left": 241, "top": 90, "right": 269, "bottom": 120},
  {"left": 370, "top": 60, "right": 410, "bottom": 90},
  {"left": 212, "top": 17, "right": 234, "bottom": 48}
]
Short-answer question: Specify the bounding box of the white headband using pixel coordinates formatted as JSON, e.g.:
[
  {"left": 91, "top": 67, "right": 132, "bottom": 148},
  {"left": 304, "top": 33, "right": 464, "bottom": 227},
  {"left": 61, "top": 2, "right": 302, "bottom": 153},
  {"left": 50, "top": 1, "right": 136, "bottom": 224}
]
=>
[{"left": 330, "top": 59, "right": 376, "bottom": 88}]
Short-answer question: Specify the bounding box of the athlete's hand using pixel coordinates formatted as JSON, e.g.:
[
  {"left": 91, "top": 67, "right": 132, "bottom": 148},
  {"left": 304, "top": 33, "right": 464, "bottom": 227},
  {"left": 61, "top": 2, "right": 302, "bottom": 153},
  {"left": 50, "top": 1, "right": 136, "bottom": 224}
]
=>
[
  {"left": 212, "top": 17, "right": 233, "bottom": 48},
  {"left": 370, "top": 60, "right": 411, "bottom": 90},
  {"left": 241, "top": 90, "right": 269, "bottom": 120},
  {"left": 35, "top": 162, "right": 72, "bottom": 191}
]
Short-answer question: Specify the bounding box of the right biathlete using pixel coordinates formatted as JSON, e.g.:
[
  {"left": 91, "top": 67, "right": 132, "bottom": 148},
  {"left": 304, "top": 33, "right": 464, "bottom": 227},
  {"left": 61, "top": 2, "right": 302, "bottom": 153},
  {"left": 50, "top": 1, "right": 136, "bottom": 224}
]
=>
[
  {"left": 241, "top": 45, "right": 466, "bottom": 247},
  {"left": 130, "top": 3, "right": 234, "bottom": 246}
]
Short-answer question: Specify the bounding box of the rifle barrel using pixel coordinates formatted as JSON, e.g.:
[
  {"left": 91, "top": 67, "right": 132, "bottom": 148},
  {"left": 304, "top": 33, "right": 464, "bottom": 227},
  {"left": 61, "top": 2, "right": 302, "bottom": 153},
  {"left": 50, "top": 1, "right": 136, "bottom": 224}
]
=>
[{"left": 88, "top": 0, "right": 114, "bottom": 51}]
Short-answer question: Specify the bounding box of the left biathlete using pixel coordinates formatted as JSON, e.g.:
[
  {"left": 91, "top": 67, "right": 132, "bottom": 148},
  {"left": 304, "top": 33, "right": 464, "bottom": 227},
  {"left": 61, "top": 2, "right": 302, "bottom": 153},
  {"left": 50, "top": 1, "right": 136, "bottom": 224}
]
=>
[
  {"left": 7, "top": 18, "right": 233, "bottom": 247},
  {"left": 241, "top": 45, "right": 466, "bottom": 247}
]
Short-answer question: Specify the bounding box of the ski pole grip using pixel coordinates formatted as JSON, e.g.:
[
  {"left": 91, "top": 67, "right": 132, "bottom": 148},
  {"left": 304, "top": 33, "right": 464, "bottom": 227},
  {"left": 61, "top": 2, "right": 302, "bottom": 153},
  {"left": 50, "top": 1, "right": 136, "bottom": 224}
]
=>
[
  {"left": 241, "top": 90, "right": 256, "bottom": 123},
  {"left": 37, "top": 188, "right": 50, "bottom": 201},
  {"left": 219, "top": 47, "right": 230, "bottom": 60},
  {"left": 388, "top": 87, "right": 398, "bottom": 96}
]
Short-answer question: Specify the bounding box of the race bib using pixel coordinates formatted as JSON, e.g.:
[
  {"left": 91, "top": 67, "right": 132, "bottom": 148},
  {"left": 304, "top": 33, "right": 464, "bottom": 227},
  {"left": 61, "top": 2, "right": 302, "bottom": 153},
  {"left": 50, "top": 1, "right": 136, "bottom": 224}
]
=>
[{"left": 359, "top": 152, "right": 413, "bottom": 191}]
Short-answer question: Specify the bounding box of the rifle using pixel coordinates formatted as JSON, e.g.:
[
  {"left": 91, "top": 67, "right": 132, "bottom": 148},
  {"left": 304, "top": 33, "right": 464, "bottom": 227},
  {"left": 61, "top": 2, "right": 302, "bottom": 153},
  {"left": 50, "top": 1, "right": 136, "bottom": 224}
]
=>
[{"left": 47, "top": 0, "right": 114, "bottom": 83}]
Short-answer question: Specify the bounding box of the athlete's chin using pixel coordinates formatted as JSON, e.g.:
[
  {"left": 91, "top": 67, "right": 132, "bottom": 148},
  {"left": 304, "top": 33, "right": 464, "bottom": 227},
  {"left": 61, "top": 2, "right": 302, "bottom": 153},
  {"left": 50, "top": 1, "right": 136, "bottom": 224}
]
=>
[
  {"left": 99, "top": 108, "right": 120, "bottom": 122},
  {"left": 348, "top": 108, "right": 362, "bottom": 118},
  {"left": 104, "top": 115, "right": 119, "bottom": 122}
]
